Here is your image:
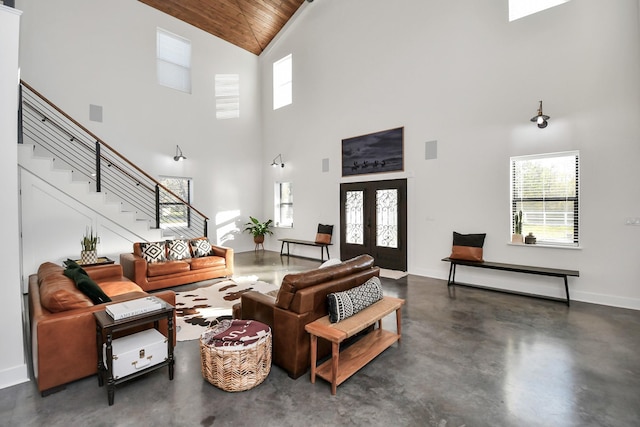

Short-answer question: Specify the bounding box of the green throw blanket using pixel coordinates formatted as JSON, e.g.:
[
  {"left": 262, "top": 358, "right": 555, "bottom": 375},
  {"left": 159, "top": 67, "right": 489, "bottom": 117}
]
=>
[{"left": 63, "top": 259, "right": 112, "bottom": 304}]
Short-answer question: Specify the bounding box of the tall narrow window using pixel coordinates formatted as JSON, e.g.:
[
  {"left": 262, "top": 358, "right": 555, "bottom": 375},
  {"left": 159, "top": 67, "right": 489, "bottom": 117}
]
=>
[
  {"left": 376, "top": 189, "right": 398, "bottom": 248},
  {"left": 345, "top": 190, "right": 364, "bottom": 245},
  {"left": 215, "top": 74, "right": 240, "bottom": 119},
  {"left": 509, "top": 0, "right": 570, "bottom": 21},
  {"left": 273, "top": 54, "right": 292, "bottom": 110},
  {"left": 510, "top": 151, "right": 580, "bottom": 246},
  {"left": 274, "top": 182, "right": 293, "bottom": 228},
  {"left": 157, "top": 28, "right": 191, "bottom": 93},
  {"left": 159, "top": 176, "right": 192, "bottom": 228}
]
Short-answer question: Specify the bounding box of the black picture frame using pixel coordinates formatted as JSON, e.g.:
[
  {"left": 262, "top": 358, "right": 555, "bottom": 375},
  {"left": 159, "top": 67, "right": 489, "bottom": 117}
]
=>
[{"left": 341, "top": 127, "right": 404, "bottom": 177}]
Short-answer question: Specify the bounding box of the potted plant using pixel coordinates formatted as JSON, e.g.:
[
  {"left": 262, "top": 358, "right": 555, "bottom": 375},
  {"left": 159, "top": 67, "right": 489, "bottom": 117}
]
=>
[
  {"left": 81, "top": 226, "right": 98, "bottom": 264},
  {"left": 511, "top": 210, "right": 524, "bottom": 244},
  {"left": 243, "top": 216, "right": 273, "bottom": 245}
]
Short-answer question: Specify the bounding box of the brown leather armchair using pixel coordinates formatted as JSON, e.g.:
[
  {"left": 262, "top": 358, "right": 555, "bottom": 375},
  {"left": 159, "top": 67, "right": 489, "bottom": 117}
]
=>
[{"left": 234, "top": 255, "right": 379, "bottom": 379}]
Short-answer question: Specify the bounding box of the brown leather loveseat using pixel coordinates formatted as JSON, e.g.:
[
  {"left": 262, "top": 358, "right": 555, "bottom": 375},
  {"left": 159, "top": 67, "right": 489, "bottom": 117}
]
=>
[
  {"left": 29, "top": 262, "right": 175, "bottom": 395},
  {"left": 234, "top": 254, "right": 379, "bottom": 379},
  {"left": 120, "top": 237, "right": 233, "bottom": 291}
]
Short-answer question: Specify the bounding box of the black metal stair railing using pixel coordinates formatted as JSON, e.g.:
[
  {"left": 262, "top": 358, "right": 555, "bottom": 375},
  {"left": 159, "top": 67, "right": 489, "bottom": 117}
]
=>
[{"left": 19, "top": 81, "right": 208, "bottom": 240}]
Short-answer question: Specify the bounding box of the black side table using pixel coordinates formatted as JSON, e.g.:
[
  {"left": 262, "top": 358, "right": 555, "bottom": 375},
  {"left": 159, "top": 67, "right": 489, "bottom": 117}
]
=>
[
  {"left": 94, "top": 299, "right": 175, "bottom": 406},
  {"left": 64, "top": 257, "right": 115, "bottom": 268}
]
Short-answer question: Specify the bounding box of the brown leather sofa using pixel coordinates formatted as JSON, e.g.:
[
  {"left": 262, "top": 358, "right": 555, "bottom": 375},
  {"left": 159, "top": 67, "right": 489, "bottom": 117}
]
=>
[
  {"left": 119, "top": 238, "right": 233, "bottom": 291},
  {"left": 29, "top": 262, "right": 176, "bottom": 395},
  {"left": 234, "top": 254, "right": 380, "bottom": 379}
]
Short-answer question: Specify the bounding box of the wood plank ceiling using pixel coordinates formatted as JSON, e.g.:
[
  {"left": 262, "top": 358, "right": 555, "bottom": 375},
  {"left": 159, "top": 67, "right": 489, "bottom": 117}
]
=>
[{"left": 138, "top": 0, "right": 306, "bottom": 55}]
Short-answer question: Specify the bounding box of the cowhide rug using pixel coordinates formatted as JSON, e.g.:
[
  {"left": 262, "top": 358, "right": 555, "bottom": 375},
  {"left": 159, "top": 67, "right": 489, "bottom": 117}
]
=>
[{"left": 175, "top": 277, "right": 279, "bottom": 342}]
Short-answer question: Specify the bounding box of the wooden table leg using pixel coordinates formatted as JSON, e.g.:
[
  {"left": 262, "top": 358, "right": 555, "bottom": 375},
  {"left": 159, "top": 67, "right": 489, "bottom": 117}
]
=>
[
  {"left": 396, "top": 307, "right": 402, "bottom": 342},
  {"left": 331, "top": 341, "right": 339, "bottom": 395},
  {"left": 310, "top": 334, "right": 317, "bottom": 383}
]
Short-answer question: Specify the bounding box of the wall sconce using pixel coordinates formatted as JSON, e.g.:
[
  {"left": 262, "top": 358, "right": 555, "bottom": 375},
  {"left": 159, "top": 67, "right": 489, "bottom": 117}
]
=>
[
  {"left": 173, "top": 145, "right": 186, "bottom": 161},
  {"left": 530, "top": 100, "right": 550, "bottom": 128},
  {"left": 271, "top": 154, "right": 284, "bottom": 168}
]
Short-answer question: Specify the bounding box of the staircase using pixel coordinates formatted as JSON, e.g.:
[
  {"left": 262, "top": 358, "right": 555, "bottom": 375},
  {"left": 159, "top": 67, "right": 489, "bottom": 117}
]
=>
[
  {"left": 18, "top": 143, "right": 163, "bottom": 242},
  {"left": 18, "top": 80, "right": 208, "bottom": 241}
]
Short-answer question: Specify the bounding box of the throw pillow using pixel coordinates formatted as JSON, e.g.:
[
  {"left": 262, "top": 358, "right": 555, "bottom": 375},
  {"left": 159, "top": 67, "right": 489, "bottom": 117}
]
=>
[
  {"left": 319, "top": 258, "right": 342, "bottom": 269},
  {"left": 167, "top": 239, "right": 191, "bottom": 260},
  {"left": 327, "top": 276, "right": 383, "bottom": 323},
  {"left": 190, "top": 238, "right": 213, "bottom": 257},
  {"left": 63, "top": 263, "right": 112, "bottom": 304},
  {"left": 140, "top": 241, "right": 167, "bottom": 263},
  {"left": 315, "top": 223, "right": 334, "bottom": 244},
  {"left": 449, "top": 232, "right": 486, "bottom": 262}
]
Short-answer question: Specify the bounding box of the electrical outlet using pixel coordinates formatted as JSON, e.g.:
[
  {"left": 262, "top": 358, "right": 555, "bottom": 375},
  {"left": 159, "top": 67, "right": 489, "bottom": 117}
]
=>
[{"left": 624, "top": 217, "right": 640, "bottom": 226}]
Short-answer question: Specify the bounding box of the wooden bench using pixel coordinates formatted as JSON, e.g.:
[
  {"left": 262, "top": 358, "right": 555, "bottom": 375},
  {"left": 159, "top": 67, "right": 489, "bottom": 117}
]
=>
[
  {"left": 305, "top": 296, "right": 405, "bottom": 395},
  {"left": 279, "top": 238, "right": 332, "bottom": 262},
  {"left": 442, "top": 257, "right": 579, "bottom": 306}
]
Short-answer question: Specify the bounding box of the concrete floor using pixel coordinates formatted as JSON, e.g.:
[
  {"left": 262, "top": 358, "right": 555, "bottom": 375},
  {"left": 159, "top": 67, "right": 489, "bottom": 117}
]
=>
[{"left": 2, "top": 251, "right": 640, "bottom": 427}]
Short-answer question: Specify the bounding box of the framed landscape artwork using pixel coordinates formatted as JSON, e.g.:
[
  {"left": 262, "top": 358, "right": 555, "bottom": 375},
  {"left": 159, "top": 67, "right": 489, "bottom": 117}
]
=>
[{"left": 341, "top": 127, "right": 404, "bottom": 177}]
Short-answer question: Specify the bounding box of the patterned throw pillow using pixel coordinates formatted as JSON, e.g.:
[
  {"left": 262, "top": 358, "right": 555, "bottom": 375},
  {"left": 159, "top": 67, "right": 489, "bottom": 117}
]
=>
[
  {"left": 327, "top": 276, "right": 383, "bottom": 323},
  {"left": 167, "top": 239, "right": 191, "bottom": 260},
  {"left": 140, "top": 241, "right": 166, "bottom": 263},
  {"left": 190, "top": 238, "right": 213, "bottom": 258}
]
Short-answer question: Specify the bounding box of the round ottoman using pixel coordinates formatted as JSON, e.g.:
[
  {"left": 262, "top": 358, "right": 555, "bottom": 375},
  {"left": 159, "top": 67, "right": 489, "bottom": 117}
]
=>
[{"left": 199, "top": 319, "right": 272, "bottom": 392}]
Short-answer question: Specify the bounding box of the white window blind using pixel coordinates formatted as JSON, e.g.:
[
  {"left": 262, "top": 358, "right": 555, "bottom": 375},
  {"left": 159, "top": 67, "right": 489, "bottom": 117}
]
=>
[
  {"left": 510, "top": 151, "right": 580, "bottom": 246},
  {"left": 215, "top": 74, "right": 240, "bottom": 119},
  {"left": 157, "top": 28, "right": 191, "bottom": 93},
  {"left": 273, "top": 54, "right": 292, "bottom": 110}
]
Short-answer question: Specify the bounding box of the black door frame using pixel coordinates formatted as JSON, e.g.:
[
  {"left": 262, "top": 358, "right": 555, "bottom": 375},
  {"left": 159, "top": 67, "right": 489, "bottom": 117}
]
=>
[{"left": 339, "top": 178, "right": 407, "bottom": 271}]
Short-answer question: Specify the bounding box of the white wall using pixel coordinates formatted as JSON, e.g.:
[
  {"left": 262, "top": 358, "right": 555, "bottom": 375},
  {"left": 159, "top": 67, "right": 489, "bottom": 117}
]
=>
[
  {"left": 17, "top": 0, "right": 263, "bottom": 256},
  {"left": 0, "top": 5, "right": 28, "bottom": 389},
  {"left": 259, "top": 0, "right": 640, "bottom": 309}
]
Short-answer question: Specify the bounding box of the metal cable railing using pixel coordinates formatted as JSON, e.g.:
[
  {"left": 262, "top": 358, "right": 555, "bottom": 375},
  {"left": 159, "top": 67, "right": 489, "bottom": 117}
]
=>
[{"left": 19, "top": 81, "right": 208, "bottom": 240}]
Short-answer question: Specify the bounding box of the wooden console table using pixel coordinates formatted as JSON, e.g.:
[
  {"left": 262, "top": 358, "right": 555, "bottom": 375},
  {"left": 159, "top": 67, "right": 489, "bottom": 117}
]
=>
[{"left": 305, "top": 296, "right": 404, "bottom": 395}]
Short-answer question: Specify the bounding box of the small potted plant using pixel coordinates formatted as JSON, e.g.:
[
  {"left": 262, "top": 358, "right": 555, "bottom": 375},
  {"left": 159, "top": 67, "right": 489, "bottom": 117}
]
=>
[
  {"left": 81, "top": 226, "right": 98, "bottom": 264},
  {"left": 243, "top": 216, "right": 273, "bottom": 245},
  {"left": 512, "top": 210, "right": 524, "bottom": 244}
]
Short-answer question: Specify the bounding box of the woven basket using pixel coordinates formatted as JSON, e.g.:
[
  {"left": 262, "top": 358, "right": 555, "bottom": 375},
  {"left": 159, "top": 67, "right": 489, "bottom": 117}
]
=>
[{"left": 199, "top": 322, "right": 272, "bottom": 392}]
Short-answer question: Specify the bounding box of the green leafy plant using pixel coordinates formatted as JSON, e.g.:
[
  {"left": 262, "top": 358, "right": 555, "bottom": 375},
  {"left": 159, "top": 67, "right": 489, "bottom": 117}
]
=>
[
  {"left": 514, "top": 210, "right": 523, "bottom": 235},
  {"left": 81, "top": 226, "right": 98, "bottom": 251},
  {"left": 243, "top": 216, "right": 274, "bottom": 238}
]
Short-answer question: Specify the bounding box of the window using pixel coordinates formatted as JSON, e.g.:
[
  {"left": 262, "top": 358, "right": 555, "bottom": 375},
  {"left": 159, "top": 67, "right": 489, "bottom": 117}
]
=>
[
  {"left": 274, "top": 182, "right": 293, "bottom": 227},
  {"left": 509, "top": 0, "right": 570, "bottom": 22},
  {"left": 159, "top": 176, "right": 192, "bottom": 228},
  {"left": 510, "top": 151, "right": 579, "bottom": 246},
  {"left": 273, "top": 54, "right": 292, "bottom": 110},
  {"left": 157, "top": 28, "right": 191, "bottom": 93},
  {"left": 215, "top": 74, "right": 240, "bottom": 119}
]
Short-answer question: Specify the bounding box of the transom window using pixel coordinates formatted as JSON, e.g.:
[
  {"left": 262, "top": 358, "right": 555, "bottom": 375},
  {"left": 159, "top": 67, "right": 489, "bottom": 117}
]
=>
[
  {"left": 273, "top": 54, "right": 292, "bottom": 110},
  {"left": 510, "top": 151, "right": 580, "bottom": 246}
]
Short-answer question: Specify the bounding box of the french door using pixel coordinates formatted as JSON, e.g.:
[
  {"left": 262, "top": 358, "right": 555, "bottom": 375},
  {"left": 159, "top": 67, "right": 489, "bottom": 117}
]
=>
[{"left": 339, "top": 179, "right": 407, "bottom": 271}]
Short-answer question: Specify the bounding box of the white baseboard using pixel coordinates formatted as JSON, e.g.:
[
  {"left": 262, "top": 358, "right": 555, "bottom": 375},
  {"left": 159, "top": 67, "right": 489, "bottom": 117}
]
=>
[{"left": 0, "top": 364, "right": 29, "bottom": 390}]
